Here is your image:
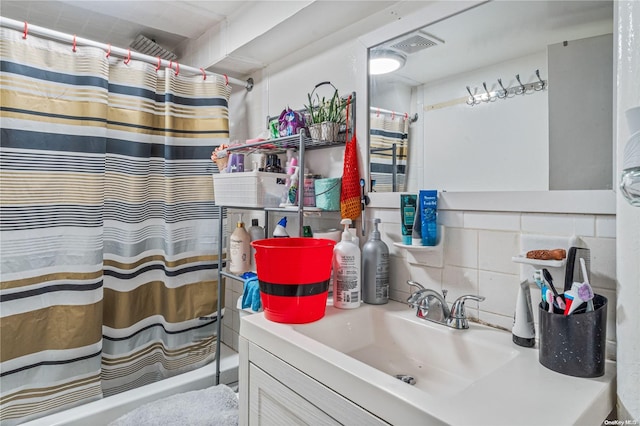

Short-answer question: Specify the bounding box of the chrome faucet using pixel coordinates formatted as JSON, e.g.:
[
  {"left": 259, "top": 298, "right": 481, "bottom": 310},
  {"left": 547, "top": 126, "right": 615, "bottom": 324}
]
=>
[{"left": 407, "top": 280, "right": 485, "bottom": 329}]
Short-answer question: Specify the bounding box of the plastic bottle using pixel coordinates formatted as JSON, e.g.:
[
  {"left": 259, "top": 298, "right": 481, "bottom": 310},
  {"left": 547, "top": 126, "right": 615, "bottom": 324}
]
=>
[
  {"left": 362, "top": 218, "right": 389, "bottom": 305},
  {"left": 332, "top": 218, "right": 361, "bottom": 309},
  {"left": 273, "top": 217, "right": 289, "bottom": 238},
  {"left": 248, "top": 219, "right": 265, "bottom": 268},
  {"left": 229, "top": 220, "right": 250, "bottom": 275}
]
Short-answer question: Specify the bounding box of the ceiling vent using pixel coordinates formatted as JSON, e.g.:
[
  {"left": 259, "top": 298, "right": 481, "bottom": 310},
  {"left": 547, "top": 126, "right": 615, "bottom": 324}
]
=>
[
  {"left": 130, "top": 35, "right": 177, "bottom": 61},
  {"left": 389, "top": 32, "right": 444, "bottom": 55}
]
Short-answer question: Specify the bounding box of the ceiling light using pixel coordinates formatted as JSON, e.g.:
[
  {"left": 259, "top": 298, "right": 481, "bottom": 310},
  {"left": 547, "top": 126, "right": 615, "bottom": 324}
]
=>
[{"left": 369, "top": 49, "right": 406, "bottom": 75}]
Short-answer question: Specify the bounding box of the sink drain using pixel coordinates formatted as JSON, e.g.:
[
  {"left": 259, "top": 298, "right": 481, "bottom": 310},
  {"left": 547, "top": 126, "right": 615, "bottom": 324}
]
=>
[{"left": 394, "top": 374, "right": 416, "bottom": 385}]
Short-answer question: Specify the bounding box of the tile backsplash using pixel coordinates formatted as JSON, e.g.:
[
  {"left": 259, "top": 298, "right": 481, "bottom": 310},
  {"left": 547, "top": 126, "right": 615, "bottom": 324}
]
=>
[
  {"left": 221, "top": 208, "right": 617, "bottom": 361},
  {"left": 374, "top": 207, "right": 617, "bottom": 360}
]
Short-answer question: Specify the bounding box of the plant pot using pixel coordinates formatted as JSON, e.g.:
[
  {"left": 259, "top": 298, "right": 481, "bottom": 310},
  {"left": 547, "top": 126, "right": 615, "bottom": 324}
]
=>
[
  {"left": 320, "top": 121, "right": 340, "bottom": 142},
  {"left": 309, "top": 123, "right": 322, "bottom": 141}
]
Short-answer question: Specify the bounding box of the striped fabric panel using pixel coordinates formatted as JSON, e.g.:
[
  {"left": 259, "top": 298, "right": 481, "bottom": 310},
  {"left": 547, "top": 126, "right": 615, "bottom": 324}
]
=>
[
  {"left": 100, "top": 62, "right": 229, "bottom": 396},
  {"left": 0, "top": 28, "right": 107, "bottom": 425},
  {"left": 369, "top": 112, "right": 409, "bottom": 192}
]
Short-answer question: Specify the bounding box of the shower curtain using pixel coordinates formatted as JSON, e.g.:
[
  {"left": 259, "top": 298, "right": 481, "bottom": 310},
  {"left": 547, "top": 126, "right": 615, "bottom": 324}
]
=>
[
  {"left": 0, "top": 26, "right": 229, "bottom": 425},
  {"left": 369, "top": 110, "right": 409, "bottom": 192}
]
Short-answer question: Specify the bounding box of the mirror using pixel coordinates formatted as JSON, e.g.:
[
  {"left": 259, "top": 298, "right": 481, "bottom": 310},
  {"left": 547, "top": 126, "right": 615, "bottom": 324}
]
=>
[{"left": 368, "top": 0, "right": 614, "bottom": 193}]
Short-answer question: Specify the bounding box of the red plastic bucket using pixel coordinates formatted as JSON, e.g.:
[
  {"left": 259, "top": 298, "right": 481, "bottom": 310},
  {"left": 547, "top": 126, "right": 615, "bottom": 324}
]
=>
[{"left": 251, "top": 238, "right": 336, "bottom": 323}]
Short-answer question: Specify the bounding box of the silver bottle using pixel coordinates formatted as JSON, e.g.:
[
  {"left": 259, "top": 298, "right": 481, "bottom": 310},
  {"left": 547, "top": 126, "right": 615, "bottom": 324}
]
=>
[{"left": 362, "top": 218, "right": 389, "bottom": 304}]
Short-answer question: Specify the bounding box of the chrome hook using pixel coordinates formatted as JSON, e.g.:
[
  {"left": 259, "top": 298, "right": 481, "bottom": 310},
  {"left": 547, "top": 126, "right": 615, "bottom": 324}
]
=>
[
  {"left": 466, "top": 86, "right": 477, "bottom": 106},
  {"left": 482, "top": 82, "right": 492, "bottom": 101},
  {"left": 515, "top": 74, "right": 526, "bottom": 95},
  {"left": 497, "top": 78, "right": 508, "bottom": 98},
  {"left": 535, "top": 69, "right": 545, "bottom": 91}
]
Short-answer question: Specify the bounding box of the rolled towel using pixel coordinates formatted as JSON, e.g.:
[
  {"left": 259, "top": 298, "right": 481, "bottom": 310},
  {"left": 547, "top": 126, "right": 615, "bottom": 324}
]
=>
[{"left": 241, "top": 272, "right": 261, "bottom": 312}]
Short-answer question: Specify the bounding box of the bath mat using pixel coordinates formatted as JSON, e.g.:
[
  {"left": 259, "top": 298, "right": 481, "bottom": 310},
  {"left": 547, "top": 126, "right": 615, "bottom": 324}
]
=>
[{"left": 108, "top": 384, "right": 239, "bottom": 426}]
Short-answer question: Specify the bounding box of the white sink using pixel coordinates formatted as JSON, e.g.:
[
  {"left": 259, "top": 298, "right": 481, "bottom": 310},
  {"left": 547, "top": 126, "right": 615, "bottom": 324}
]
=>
[
  {"left": 293, "top": 301, "right": 517, "bottom": 396},
  {"left": 240, "top": 299, "right": 615, "bottom": 425}
]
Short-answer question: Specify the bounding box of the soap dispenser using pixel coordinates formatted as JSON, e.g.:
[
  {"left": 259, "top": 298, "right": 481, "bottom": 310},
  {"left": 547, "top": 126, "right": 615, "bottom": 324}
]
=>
[
  {"left": 362, "top": 218, "right": 389, "bottom": 305},
  {"left": 332, "top": 219, "right": 361, "bottom": 309}
]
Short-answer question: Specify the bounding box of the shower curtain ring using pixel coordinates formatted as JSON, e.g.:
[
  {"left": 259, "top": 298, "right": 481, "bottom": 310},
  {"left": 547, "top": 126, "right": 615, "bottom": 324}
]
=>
[
  {"left": 72, "top": 34, "right": 77, "bottom": 52},
  {"left": 155, "top": 57, "right": 161, "bottom": 71},
  {"left": 200, "top": 68, "right": 207, "bottom": 80},
  {"left": 174, "top": 62, "right": 179, "bottom": 76},
  {"left": 22, "top": 21, "right": 28, "bottom": 39},
  {"left": 124, "top": 48, "right": 131, "bottom": 65}
]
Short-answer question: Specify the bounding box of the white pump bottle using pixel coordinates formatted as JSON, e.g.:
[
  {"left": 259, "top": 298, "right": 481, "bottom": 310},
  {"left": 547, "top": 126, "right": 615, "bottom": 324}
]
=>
[{"left": 332, "top": 218, "right": 361, "bottom": 309}]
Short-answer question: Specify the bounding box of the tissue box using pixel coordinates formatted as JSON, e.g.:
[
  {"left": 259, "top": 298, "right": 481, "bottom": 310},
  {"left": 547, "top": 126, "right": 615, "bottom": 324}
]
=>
[{"left": 212, "top": 171, "right": 288, "bottom": 207}]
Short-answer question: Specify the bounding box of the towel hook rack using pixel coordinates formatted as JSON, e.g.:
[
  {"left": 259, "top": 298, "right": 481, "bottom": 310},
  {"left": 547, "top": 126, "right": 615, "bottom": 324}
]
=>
[
  {"left": 534, "top": 69, "right": 546, "bottom": 91},
  {"left": 497, "top": 78, "right": 508, "bottom": 99},
  {"left": 515, "top": 74, "right": 526, "bottom": 95}
]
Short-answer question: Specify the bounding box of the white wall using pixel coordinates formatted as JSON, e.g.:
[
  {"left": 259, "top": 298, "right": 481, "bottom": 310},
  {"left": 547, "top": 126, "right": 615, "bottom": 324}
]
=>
[{"left": 614, "top": 1, "right": 640, "bottom": 421}]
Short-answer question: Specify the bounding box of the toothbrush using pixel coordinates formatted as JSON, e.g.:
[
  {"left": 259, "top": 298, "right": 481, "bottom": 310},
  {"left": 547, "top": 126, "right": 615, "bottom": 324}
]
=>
[
  {"left": 579, "top": 258, "right": 595, "bottom": 312},
  {"left": 542, "top": 268, "right": 566, "bottom": 310},
  {"left": 546, "top": 289, "right": 554, "bottom": 313}
]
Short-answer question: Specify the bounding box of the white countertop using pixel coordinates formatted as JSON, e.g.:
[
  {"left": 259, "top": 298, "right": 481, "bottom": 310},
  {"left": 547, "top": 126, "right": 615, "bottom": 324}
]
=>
[{"left": 240, "top": 300, "right": 615, "bottom": 425}]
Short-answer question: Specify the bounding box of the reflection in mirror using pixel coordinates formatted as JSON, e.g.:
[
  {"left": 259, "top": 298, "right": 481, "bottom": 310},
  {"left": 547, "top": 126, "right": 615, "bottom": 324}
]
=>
[{"left": 368, "top": 0, "right": 613, "bottom": 193}]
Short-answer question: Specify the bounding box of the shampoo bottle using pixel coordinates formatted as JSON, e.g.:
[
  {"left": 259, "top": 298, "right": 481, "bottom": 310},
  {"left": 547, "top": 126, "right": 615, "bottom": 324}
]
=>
[
  {"left": 248, "top": 219, "right": 265, "bottom": 268},
  {"left": 229, "top": 220, "right": 250, "bottom": 275},
  {"left": 333, "top": 219, "right": 361, "bottom": 309},
  {"left": 362, "top": 218, "right": 389, "bottom": 304}
]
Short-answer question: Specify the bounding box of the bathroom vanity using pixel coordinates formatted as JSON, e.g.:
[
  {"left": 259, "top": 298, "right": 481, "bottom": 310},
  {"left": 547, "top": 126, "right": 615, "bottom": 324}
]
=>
[{"left": 239, "top": 300, "right": 615, "bottom": 425}]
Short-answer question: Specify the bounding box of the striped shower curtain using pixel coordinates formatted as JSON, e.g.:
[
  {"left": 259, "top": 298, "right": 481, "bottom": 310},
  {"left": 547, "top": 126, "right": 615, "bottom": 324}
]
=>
[
  {"left": 0, "top": 26, "right": 229, "bottom": 424},
  {"left": 369, "top": 110, "right": 409, "bottom": 192}
]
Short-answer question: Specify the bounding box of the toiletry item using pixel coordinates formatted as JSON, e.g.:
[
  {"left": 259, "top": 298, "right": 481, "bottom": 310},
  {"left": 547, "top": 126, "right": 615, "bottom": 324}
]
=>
[
  {"left": 248, "top": 219, "right": 265, "bottom": 267},
  {"left": 287, "top": 166, "right": 299, "bottom": 205},
  {"left": 512, "top": 279, "right": 535, "bottom": 347},
  {"left": 411, "top": 197, "right": 423, "bottom": 246},
  {"left": 526, "top": 248, "right": 566, "bottom": 260},
  {"left": 303, "top": 226, "right": 313, "bottom": 237},
  {"left": 542, "top": 268, "right": 566, "bottom": 310},
  {"left": 419, "top": 190, "right": 438, "bottom": 246},
  {"left": 563, "top": 283, "right": 584, "bottom": 316},
  {"left": 362, "top": 218, "right": 389, "bottom": 305},
  {"left": 229, "top": 220, "right": 250, "bottom": 275},
  {"left": 273, "top": 217, "right": 289, "bottom": 238},
  {"left": 400, "top": 194, "right": 417, "bottom": 245},
  {"left": 332, "top": 218, "right": 361, "bottom": 309},
  {"left": 564, "top": 247, "right": 591, "bottom": 292},
  {"left": 579, "top": 258, "right": 595, "bottom": 312}
]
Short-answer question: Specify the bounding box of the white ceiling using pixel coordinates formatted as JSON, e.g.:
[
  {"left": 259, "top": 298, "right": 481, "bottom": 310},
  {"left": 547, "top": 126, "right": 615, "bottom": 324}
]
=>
[{"left": 0, "top": 0, "right": 428, "bottom": 79}]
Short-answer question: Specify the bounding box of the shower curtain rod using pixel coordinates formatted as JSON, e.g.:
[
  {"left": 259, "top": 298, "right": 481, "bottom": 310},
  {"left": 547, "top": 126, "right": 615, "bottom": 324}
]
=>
[
  {"left": 0, "top": 16, "right": 254, "bottom": 91},
  {"left": 370, "top": 106, "right": 418, "bottom": 123}
]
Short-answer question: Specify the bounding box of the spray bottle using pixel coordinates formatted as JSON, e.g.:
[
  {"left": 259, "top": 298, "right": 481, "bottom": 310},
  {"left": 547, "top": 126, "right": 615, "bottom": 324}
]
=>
[
  {"left": 362, "top": 218, "right": 389, "bottom": 304},
  {"left": 332, "top": 219, "right": 361, "bottom": 309}
]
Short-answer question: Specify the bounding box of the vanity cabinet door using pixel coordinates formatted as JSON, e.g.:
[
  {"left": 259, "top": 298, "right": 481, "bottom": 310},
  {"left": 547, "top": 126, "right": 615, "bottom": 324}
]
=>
[{"left": 249, "top": 364, "right": 339, "bottom": 425}]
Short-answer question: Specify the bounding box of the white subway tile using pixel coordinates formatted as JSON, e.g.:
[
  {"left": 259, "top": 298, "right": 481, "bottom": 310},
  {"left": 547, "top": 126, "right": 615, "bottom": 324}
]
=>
[
  {"left": 596, "top": 215, "right": 617, "bottom": 238},
  {"left": 581, "top": 237, "right": 617, "bottom": 290},
  {"left": 575, "top": 214, "right": 596, "bottom": 237},
  {"left": 463, "top": 211, "right": 520, "bottom": 231},
  {"left": 521, "top": 213, "right": 595, "bottom": 236},
  {"left": 478, "top": 270, "right": 521, "bottom": 317},
  {"left": 439, "top": 210, "right": 464, "bottom": 228},
  {"left": 406, "top": 264, "right": 444, "bottom": 292},
  {"left": 444, "top": 227, "right": 478, "bottom": 268},
  {"left": 478, "top": 230, "right": 520, "bottom": 274},
  {"left": 442, "top": 266, "right": 478, "bottom": 303}
]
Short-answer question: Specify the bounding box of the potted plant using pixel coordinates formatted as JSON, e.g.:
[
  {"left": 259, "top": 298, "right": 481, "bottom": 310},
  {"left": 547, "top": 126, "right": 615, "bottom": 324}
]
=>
[{"left": 305, "top": 89, "right": 346, "bottom": 142}]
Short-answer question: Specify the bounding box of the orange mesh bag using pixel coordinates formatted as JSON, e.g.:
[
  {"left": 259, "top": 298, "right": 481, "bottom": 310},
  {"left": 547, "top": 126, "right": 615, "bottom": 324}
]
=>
[{"left": 340, "top": 95, "right": 361, "bottom": 220}]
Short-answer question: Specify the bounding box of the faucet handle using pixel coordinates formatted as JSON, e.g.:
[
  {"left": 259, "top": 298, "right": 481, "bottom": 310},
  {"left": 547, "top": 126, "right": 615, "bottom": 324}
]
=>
[
  {"left": 407, "top": 280, "right": 425, "bottom": 291},
  {"left": 450, "top": 294, "right": 485, "bottom": 318}
]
